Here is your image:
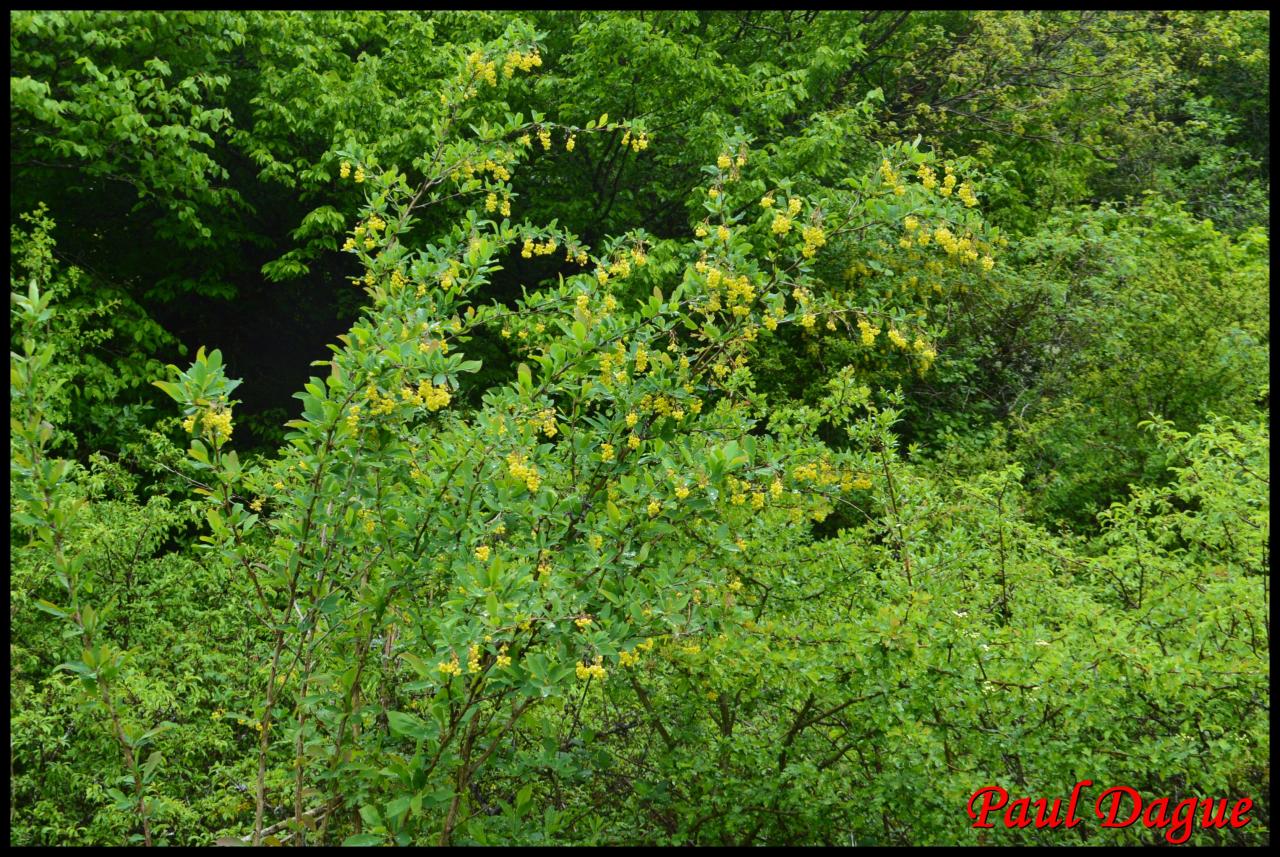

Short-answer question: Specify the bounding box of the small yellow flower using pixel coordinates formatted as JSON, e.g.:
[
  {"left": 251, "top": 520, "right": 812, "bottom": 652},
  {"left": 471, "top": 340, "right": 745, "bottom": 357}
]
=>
[{"left": 475, "top": 545, "right": 491, "bottom": 562}]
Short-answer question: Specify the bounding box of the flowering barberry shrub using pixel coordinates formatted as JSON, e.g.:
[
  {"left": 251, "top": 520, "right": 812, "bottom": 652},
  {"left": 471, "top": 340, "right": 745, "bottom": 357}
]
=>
[{"left": 145, "top": 21, "right": 1003, "bottom": 845}]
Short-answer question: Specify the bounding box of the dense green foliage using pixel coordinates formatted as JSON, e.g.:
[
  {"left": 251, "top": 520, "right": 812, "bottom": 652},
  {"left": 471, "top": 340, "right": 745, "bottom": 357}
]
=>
[{"left": 10, "top": 11, "right": 1269, "bottom": 846}]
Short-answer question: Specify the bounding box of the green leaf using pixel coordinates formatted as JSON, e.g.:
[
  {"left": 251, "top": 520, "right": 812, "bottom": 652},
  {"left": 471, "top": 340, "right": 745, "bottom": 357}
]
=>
[{"left": 341, "top": 833, "right": 383, "bottom": 846}]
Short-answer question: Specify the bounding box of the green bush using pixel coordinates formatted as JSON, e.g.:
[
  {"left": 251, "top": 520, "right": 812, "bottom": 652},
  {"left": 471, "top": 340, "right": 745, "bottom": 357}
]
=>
[{"left": 9, "top": 11, "right": 1270, "bottom": 847}]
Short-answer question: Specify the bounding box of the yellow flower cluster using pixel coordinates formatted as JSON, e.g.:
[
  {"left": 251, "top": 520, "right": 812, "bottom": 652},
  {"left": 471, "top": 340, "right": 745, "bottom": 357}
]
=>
[
  {"left": 467, "top": 50, "right": 499, "bottom": 86},
  {"left": 502, "top": 48, "right": 542, "bottom": 77},
  {"left": 468, "top": 644, "right": 483, "bottom": 674},
  {"left": 620, "top": 130, "right": 649, "bottom": 152},
  {"left": 589, "top": 533, "right": 604, "bottom": 550},
  {"left": 913, "top": 336, "right": 938, "bottom": 371},
  {"left": 800, "top": 224, "right": 826, "bottom": 258},
  {"left": 354, "top": 167, "right": 365, "bottom": 184},
  {"left": 647, "top": 499, "right": 662, "bottom": 517},
  {"left": 791, "top": 458, "right": 847, "bottom": 489},
  {"left": 858, "top": 318, "right": 880, "bottom": 346},
  {"left": 605, "top": 254, "right": 633, "bottom": 280},
  {"left": 940, "top": 170, "right": 956, "bottom": 197},
  {"left": 439, "top": 259, "right": 462, "bottom": 290},
  {"left": 618, "top": 649, "right": 639, "bottom": 667},
  {"left": 340, "top": 161, "right": 351, "bottom": 179},
  {"left": 566, "top": 135, "right": 576, "bottom": 152},
  {"left": 597, "top": 341, "right": 635, "bottom": 387},
  {"left": 600, "top": 443, "right": 616, "bottom": 463},
  {"left": 641, "top": 392, "right": 693, "bottom": 420},
  {"left": 202, "top": 409, "right": 233, "bottom": 442},
  {"left": 575, "top": 616, "right": 593, "bottom": 629},
  {"left": 535, "top": 407, "right": 558, "bottom": 437},
  {"left": 702, "top": 266, "right": 757, "bottom": 317},
  {"left": 933, "top": 227, "right": 982, "bottom": 263},
  {"left": 395, "top": 380, "right": 451, "bottom": 412},
  {"left": 958, "top": 182, "right": 978, "bottom": 207},
  {"left": 439, "top": 656, "right": 462, "bottom": 676},
  {"left": 933, "top": 227, "right": 957, "bottom": 253},
  {"left": 917, "top": 164, "right": 937, "bottom": 190},
  {"left": 363, "top": 388, "right": 391, "bottom": 416},
  {"left": 506, "top": 451, "right": 542, "bottom": 491},
  {"left": 495, "top": 644, "right": 512, "bottom": 668},
  {"left": 538, "top": 127, "right": 551, "bottom": 150},
  {"left": 576, "top": 655, "right": 607, "bottom": 681},
  {"left": 879, "top": 158, "right": 897, "bottom": 184},
  {"left": 475, "top": 545, "right": 491, "bottom": 561},
  {"left": 887, "top": 327, "right": 908, "bottom": 349},
  {"left": 461, "top": 158, "right": 511, "bottom": 183}
]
